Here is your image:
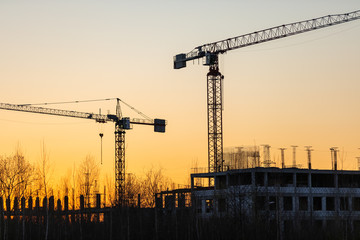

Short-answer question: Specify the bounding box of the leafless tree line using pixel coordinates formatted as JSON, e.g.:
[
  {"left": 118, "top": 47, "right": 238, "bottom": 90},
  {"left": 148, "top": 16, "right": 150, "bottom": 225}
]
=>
[
  {"left": 125, "top": 167, "right": 175, "bottom": 208},
  {"left": 0, "top": 147, "right": 34, "bottom": 205},
  {"left": 0, "top": 144, "right": 175, "bottom": 210}
]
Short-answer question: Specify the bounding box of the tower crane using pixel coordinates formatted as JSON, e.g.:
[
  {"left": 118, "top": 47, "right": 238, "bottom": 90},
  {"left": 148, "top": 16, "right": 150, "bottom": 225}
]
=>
[
  {"left": 0, "top": 98, "right": 166, "bottom": 206},
  {"left": 174, "top": 10, "right": 360, "bottom": 174}
]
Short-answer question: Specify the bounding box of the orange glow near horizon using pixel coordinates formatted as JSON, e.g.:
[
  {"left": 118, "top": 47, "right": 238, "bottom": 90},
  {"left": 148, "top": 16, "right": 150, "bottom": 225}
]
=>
[{"left": 1, "top": 1, "right": 360, "bottom": 188}]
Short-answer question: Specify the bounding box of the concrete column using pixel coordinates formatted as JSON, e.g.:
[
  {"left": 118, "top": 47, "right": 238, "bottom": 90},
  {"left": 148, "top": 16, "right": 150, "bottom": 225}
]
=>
[
  {"left": 264, "top": 172, "right": 269, "bottom": 211},
  {"left": 201, "top": 199, "right": 205, "bottom": 214},
  {"left": 293, "top": 172, "right": 297, "bottom": 212},
  {"left": 322, "top": 197, "right": 326, "bottom": 211},
  {"left": 335, "top": 174, "right": 339, "bottom": 214},
  {"left": 293, "top": 196, "right": 297, "bottom": 211},
  {"left": 349, "top": 197, "right": 353, "bottom": 211},
  {"left": 335, "top": 174, "right": 338, "bottom": 188},
  {"left": 279, "top": 197, "right": 284, "bottom": 212},
  {"left": 308, "top": 172, "right": 313, "bottom": 213}
]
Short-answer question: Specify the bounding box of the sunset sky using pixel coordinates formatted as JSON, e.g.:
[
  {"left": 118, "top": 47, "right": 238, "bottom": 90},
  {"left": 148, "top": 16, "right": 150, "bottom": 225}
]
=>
[{"left": 1, "top": 1, "right": 360, "bottom": 185}]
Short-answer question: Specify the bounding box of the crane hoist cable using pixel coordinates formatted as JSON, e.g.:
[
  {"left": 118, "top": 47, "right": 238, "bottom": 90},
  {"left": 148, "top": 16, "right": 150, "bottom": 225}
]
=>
[
  {"left": 21, "top": 98, "right": 153, "bottom": 121},
  {"left": 20, "top": 97, "right": 156, "bottom": 175}
]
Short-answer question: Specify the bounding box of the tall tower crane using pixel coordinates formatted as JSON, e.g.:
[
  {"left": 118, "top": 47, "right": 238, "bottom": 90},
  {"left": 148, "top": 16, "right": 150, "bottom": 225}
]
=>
[
  {"left": 0, "top": 98, "right": 166, "bottom": 206},
  {"left": 174, "top": 10, "right": 360, "bottom": 174}
]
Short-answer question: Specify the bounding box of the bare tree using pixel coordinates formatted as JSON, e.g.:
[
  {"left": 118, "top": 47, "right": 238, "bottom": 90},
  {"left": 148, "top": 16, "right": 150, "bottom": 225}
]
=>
[
  {"left": 59, "top": 168, "right": 73, "bottom": 199},
  {"left": 36, "top": 142, "right": 54, "bottom": 199},
  {"left": 105, "top": 173, "right": 115, "bottom": 207},
  {"left": 140, "top": 167, "right": 174, "bottom": 208},
  {"left": 77, "top": 155, "right": 100, "bottom": 208},
  {"left": 125, "top": 173, "right": 141, "bottom": 207},
  {"left": 0, "top": 147, "right": 34, "bottom": 206}
]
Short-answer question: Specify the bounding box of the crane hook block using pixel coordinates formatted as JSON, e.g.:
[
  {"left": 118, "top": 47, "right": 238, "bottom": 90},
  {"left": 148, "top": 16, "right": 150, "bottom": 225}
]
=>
[{"left": 154, "top": 119, "right": 166, "bottom": 133}]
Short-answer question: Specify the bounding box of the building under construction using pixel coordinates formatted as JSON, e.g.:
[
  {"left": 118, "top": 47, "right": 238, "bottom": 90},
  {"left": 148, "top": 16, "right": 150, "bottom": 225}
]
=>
[
  {"left": 156, "top": 166, "right": 360, "bottom": 237},
  {"left": 156, "top": 143, "right": 360, "bottom": 236}
]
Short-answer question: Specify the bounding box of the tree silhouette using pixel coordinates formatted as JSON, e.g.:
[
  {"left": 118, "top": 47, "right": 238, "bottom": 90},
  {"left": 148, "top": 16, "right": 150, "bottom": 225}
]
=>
[
  {"left": 77, "top": 154, "right": 100, "bottom": 208},
  {"left": 0, "top": 147, "right": 34, "bottom": 206}
]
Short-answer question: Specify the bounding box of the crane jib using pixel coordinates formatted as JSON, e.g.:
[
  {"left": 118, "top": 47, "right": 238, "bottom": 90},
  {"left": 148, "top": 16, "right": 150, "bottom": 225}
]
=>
[
  {"left": 0, "top": 103, "right": 167, "bottom": 133},
  {"left": 173, "top": 9, "right": 360, "bottom": 69}
]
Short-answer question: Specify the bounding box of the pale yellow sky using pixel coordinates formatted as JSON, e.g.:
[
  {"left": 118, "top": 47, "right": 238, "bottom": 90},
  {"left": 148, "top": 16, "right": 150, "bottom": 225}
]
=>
[{"left": 1, "top": 1, "right": 360, "bottom": 185}]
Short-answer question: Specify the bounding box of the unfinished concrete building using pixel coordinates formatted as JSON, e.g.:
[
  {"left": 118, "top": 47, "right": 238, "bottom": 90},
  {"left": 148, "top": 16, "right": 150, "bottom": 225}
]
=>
[{"left": 190, "top": 167, "right": 360, "bottom": 229}]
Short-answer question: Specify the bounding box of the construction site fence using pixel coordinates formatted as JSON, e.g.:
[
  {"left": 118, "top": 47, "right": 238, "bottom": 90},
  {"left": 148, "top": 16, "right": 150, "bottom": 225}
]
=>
[{"left": 0, "top": 194, "right": 160, "bottom": 240}]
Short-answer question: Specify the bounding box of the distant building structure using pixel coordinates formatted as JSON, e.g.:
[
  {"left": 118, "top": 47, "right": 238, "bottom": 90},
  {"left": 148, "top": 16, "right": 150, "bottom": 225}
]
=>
[
  {"left": 190, "top": 167, "right": 360, "bottom": 229},
  {"left": 156, "top": 167, "right": 360, "bottom": 233},
  {"left": 223, "top": 146, "right": 261, "bottom": 169}
]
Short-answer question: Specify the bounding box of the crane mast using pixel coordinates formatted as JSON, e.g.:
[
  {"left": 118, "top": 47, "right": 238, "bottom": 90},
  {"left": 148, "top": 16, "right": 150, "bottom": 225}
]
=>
[
  {"left": 114, "top": 98, "right": 125, "bottom": 206},
  {"left": 114, "top": 121, "right": 126, "bottom": 206},
  {"left": 174, "top": 10, "right": 360, "bottom": 174},
  {"left": 0, "top": 100, "right": 166, "bottom": 206},
  {"left": 207, "top": 60, "right": 224, "bottom": 173}
]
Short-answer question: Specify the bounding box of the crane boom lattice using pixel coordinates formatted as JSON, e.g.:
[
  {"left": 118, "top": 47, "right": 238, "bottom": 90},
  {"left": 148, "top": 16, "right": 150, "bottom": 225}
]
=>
[{"left": 174, "top": 10, "right": 360, "bottom": 68}]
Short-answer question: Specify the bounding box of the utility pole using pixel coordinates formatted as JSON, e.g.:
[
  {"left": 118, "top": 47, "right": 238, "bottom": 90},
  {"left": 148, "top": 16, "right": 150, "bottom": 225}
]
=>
[
  {"left": 291, "top": 145, "right": 298, "bottom": 168},
  {"left": 279, "top": 148, "right": 286, "bottom": 168},
  {"left": 305, "top": 146, "right": 313, "bottom": 170}
]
